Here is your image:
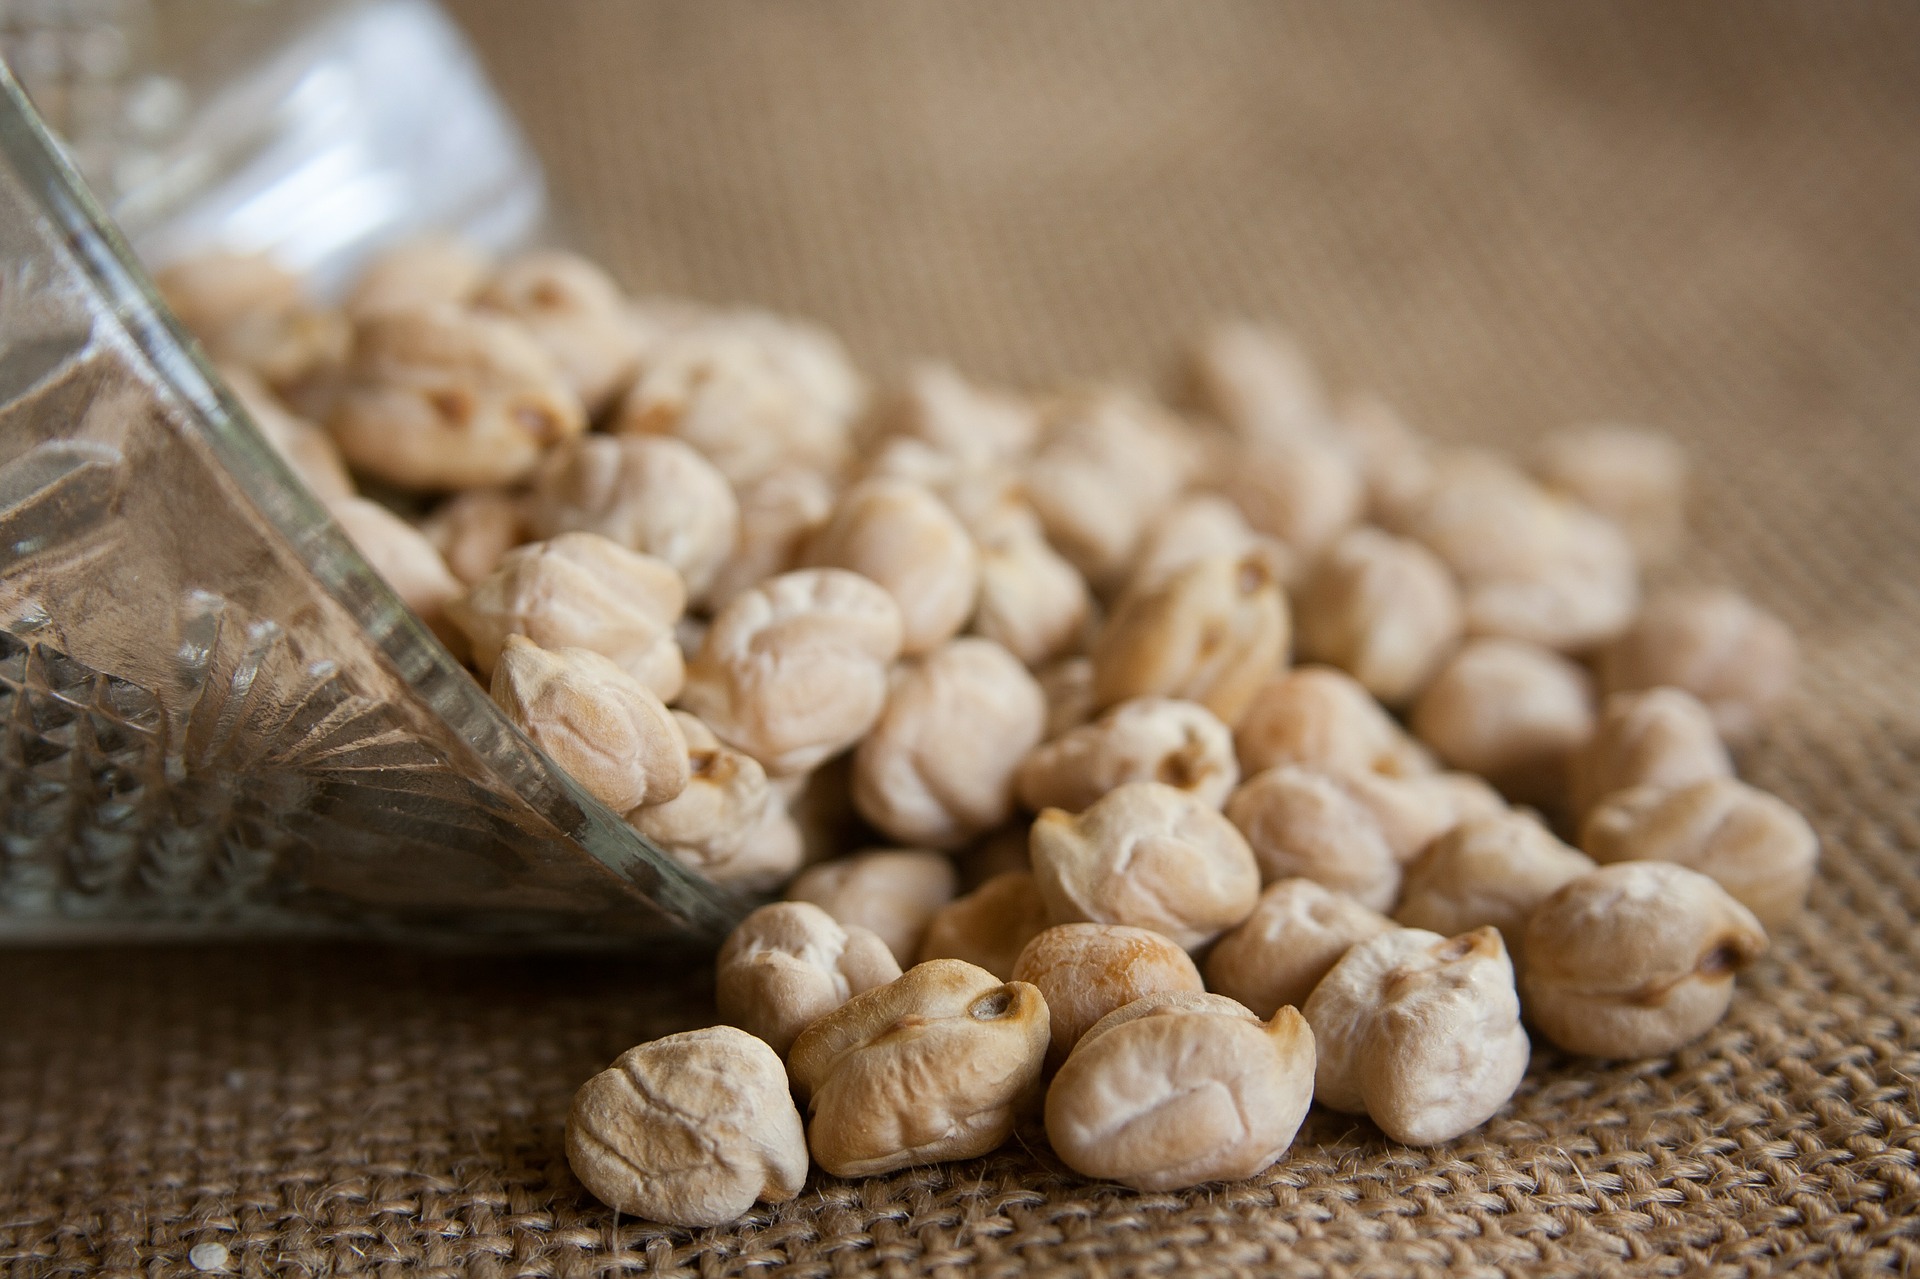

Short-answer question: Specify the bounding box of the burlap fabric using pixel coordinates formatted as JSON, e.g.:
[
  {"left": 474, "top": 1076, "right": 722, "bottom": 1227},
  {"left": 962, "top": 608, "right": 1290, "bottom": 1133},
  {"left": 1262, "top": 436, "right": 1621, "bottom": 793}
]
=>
[{"left": 6, "top": 3, "right": 1920, "bottom": 1274}]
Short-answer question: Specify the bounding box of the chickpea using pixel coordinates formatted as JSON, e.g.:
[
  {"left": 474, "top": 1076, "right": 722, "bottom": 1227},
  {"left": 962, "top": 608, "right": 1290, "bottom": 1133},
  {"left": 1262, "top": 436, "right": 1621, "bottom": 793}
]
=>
[
  {"left": 344, "top": 236, "right": 488, "bottom": 321},
  {"left": 877, "top": 361, "right": 1039, "bottom": 467},
  {"left": 1596, "top": 588, "right": 1797, "bottom": 742},
  {"left": 417, "top": 487, "right": 529, "bottom": 587},
  {"left": 787, "top": 849, "right": 959, "bottom": 966},
  {"left": 328, "top": 303, "right": 584, "bottom": 491},
  {"left": 1187, "top": 323, "right": 1333, "bottom": 449},
  {"left": 1011, "top": 922, "right": 1205, "bottom": 1070},
  {"left": 222, "top": 365, "right": 356, "bottom": 503},
  {"left": 156, "top": 250, "right": 347, "bottom": 391},
  {"left": 715, "top": 901, "right": 902, "bottom": 1056},
  {"left": 1582, "top": 779, "right": 1818, "bottom": 927},
  {"left": 528, "top": 434, "right": 738, "bottom": 603},
  {"left": 1045, "top": 993, "right": 1315, "bottom": 1191},
  {"left": 1017, "top": 697, "right": 1238, "bottom": 814},
  {"left": 1217, "top": 431, "right": 1365, "bottom": 562},
  {"left": 1568, "top": 687, "right": 1732, "bottom": 819},
  {"left": 1223, "top": 766, "right": 1402, "bottom": 911},
  {"left": 805, "top": 477, "right": 979, "bottom": 656},
  {"left": 971, "top": 517, "right": 1092, "bottom": 668},
  {"left": 1394, "top": 811, "right": 1595, "bottom": 943},
  {"left": 1204, "top": 878, "right": 1395, "bottom": 1018},
  {"left": 477, "top": 249, "right": 642, "bottom": 412},
  {"left": 917, "top": 870, "right": 1052, "bottom": 980},
  {"left": 787, "top": 960, "right": 1050, "bottom": 1177},
  {"left": 1303, "top": 926, "right": 1530, "bottom": 1145},
  {"left": 328, "top": 496, "right": 463, "bottom": 652},
  {"left": 1331, "top": 394, "right": 1440, "bottom": 527},
  {"left": 1294, "top": 526, "right": 1463, "bottom": 705},
  {"left": 1030, "top": 781, "right": 1261, "bottom": 951},
  {"left": 706, "top": 468, "right": 839, "bottom": 611},
  {"left": 1410, "top": 637, "right": 1594, "bottom": 808},
  {"left": 1131, "top": 493, "right": 1298, "bottom": 595},
  {"left": 1091, "top": 552, "right": 1289, "bottom": 726},
  {"left": 1532, "top": 423, "right": 1687, "bottom": 564},
  {"left": 1234, "top": 666, "right": 1433, "bottom": 781},
  {"left": 1521, "top": 862, "right": 1768, "bottom": 1058},
  {"left": 680, "top": 568, "right": 904, "bottom": 776},
  {"left": 627, "top": 713, "right": 802, "bottom": 891}
]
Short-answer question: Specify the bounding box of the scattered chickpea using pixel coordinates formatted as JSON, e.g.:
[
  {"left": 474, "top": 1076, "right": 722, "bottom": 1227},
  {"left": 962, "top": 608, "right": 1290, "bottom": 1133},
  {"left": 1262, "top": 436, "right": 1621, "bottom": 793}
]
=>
[
  {"left": 1521, "top": 862, "right": 1768, "bottom": 1059},
  {"left": 1596, "top": 588, "right": 1797, "bottom": 742},
  {"left": 1532, "top": 423, "right": 1688, "bottom": 564},
  {"left": 706, "top": 468, "right": 838, "bottom": 611},
  {"left": 1204, "top": 878, "right": 1395, "bottom": 1018},
  {"left": 418, "top": 487, "right": 530, "bottom": 586},
  {"left": 916, "top": 870, "right": 1052, "bottom": 980},
  {"left": 566, "top": 1026, "right": 807, "bottom": 1226},
  {"left": 1031, "top": 781, "right": 1262, "bottom": 951},
  {"left": 1410, "top": 637, "right": 1594, "bottom": 808},
  {"left": 1010, "top": 922, "right": 1205, "bottom": 1070},
  {"left": 1188, "top": 322, "right": 1331, "bottom": 450},
  {"left": 1582, "top": 779, "right": 1818, "bottom": 927},
  {"left": 1017, "top": 697, "right": 1238, "bottom": 814},
  {"left": 1394, "top": 810, "right": 1595, "bottom": 943},
  {"left": 1045, "top": 993, "right": 1316, "bottom": 1191},
  {"left": 805, "top": 477, "right": 980, "bottom": 656},
  {"left": 787, "top": 848, "right": 959, "bottom": 966},
  {"left": 1234, "top": 666, "right": 1433, "bottom": 781},
  {"left": 1217, "top": 431, "right": 1365, "bottom": 563},
  {"left": 343, "top": 236, "right": 488, "bottom": 321},
  {"left": 477, "top": 249, "right": 642, "bottom": 413},
  {"left": 878, "top": 361, "right": 1039, "bottom": 467},
  {"left": 328, "top": 495, "right": 464, "bottom": 652},
  {"left": 1303, "top": 926, "right": 1530, "bottom": 1145},
  {"left": 1568, "top": 687, "right": 1732, "bottom": 819},
  {"left": 1223, "top": 766, "right": 1403, "bottom": 911},
  {"left": 787, "top": 959, "right": 1050, "bottom": 1177},
  {"left": 715, "top": 901, "right": 902, "bottom": 1056},
  {"left": 627, "top": 712, "right": 803, "bottom": 891},
  {"left": 1130, "top": 493, "right": 1298, "bottom": 595},
  {"left": 971, "top": 516, "right": 1093, "bottom": 668},
  {"left": 1293, "top": 525, "right": 1463, "bottom": 706},
  {"left": 1331, "top": 394, "right": 1439, "bottom": 526}
]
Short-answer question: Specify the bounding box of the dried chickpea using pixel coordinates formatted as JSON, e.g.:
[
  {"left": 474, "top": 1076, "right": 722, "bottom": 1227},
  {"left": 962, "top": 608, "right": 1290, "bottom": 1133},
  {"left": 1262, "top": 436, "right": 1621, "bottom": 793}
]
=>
[
  {"left": 917, "top": 870, "right": 1052, "bottom": 980},
  {"left": 680, "top": 568, "right": 904, "bottom": 776},
  {"left": 627, "top": 712, "right": 802, "bottom": 891},
  {"left": 1339, "top": 768, "right": 1505, "bottom": 863},
  {"left": 491, "top": 637, "right": 689, "bottom": 813},
  {"left": 1568, "top": 687, "right": 1732, "bottom": 819},
  {"left": 787, "top": 959, "right": 1050, "bottom": 1177},
  {"left": 223, "top": 365, "right": 356, "bottom": 502},
  {"left": 1016, "top": 697, "right": 1238, "bottom": 814},
  {"left": 566, "top": 1027, "right": 806, "bottom": 1226},
  {"left": 1332, "top": 394, "right": 1440, "bottom": 526},
  {"left": 787, "top": 849, "right": 959, "bottom": 966},
  {"left": 1039, "top": 656, "right": 1098, "bottom": 739},
  {"left": 528, "top": 434, "right": 738, "bottom": 602},
  {"left": 344, "top": 236, "right": 487, "bottom": 320},
  {"left": 1234, "top": 666, "right": 1433, "bottom": 781},
  {"left": 853, "top": 638, "right": 1046, "bottom": 848},
  {"left": 1224, "top": 766, "right": 1403, "bottom": 911},
  {"left": 878, "top": 361, "right": 1039, "bottom": 467},
  {"left": 776, "top": 752, "right": 863, "bottom": 866},
  {"left": 1131, "top": 493, "right": 1298, "bottom": 595},
  {"left": 447, "top": 532, "right": 685, "bottom": 697},
  {"left": 328, "top": 495, "right": 463, "bottom": 651},
  {"left": 1394, "top": 811, "right": 1595, "bottom": 943},
  {"left": 477, "top": 248, "right": 642, "bottom": 412},
  {"left": 715, "top": 901, "right": 902, "bottom": 1056},
  {"left": 1582, "top": 779, "right": 1818, "bottom": 927},
  {"left": 328, "top": 303, "right": 584, "bottom": 490},
  {"left": 1303, "top": 926, "right": 1530, "bottom": 1145},
  {"left": 156, "top": 250, "right": 347, "bottom": 391},
  {"left": 1532, "top": 423, "right": 1688, "bottom": 564},
  {"left": 1294, "top": 526, "right": 1463, "bottom": 705},
  {"left": 1045, "top": 993, "right": 1315, "bottom": 1191},
  {"left": 805, "top": 477, "right": 979, "bottom": 656},
  {"left": 1030, "top": 781, "right": 1261, "bottom": 951},
  {"left": 971, "top": 516, "right": 1092, "bottom": 668},
  {"left": 1204, "top": 878, "right": 1394, "bottom": 1018},
  {"left": 707, "top": 468, "right": 839, "bottom": 611},
  {"left": 1410, "top": 637, "right": 1594, "bottom": 807},
  {"left": 1521, "top": 862, "right": 1768, "bottom": 1058},
  {"left": 1596, "top": 588, "right": 1797, "bottom": 742},
  {"left": 1011, "top": 923, "right": 1205, "bottom": 1070},
  {"left": 615, "top": 309, "right": 865, "bottom": 486},
  {"left": 1188, "top": 322, "right": 1331, "bottom": 449},
  {"left": 1217, "top": 431, "right": 1365, "bottom": 562},
  {"left": 417, "top": 487, "right": 529, "bottom": 587},
  {"left": 1091, "top": 552, "right": 1288, "bottom": 726}
]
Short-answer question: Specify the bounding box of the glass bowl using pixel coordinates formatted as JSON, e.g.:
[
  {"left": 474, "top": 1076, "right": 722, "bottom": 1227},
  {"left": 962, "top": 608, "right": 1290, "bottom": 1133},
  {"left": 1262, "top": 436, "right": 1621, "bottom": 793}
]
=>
[{"left": 0, "top": 61, "right": 743, "bottom": 946}]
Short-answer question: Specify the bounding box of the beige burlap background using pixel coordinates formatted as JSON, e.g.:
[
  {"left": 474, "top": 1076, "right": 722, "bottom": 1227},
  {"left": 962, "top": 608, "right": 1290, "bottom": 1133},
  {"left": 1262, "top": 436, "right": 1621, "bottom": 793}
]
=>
[{"left": 6, "top": 3, "right": 1920, "bottom": 1275}]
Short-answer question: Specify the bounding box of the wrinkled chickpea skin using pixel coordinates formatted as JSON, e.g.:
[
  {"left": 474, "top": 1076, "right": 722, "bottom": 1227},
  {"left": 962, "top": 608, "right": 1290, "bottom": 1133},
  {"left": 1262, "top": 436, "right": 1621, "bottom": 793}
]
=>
[
  {"left": 916, "top": 870, "right": 1052, "bottom": 980},
  {"left": 1017, "top": 696, "right": 1239, "bottom": 815},
  {"left": 1294, "top": 526, "right": 1463, "bottom": 706},
  {"left": 1393, "top": 810, "right": 1594, "bottom": 943},
  {"left": 806, "top": 477, "right": 979, "bottom": 656},
  {"left": 1596, "top": 588, "right": 1797, "bottom": 743},
  {"left": 1568, "top": 686, "right": 1732, "bottom": 819},
  {"left": 715, "top": 901, "right": 902, "bottom": 1056},
  {"left": 787, "top": 848, "right": 959, "bottom": 966},
  {"left": 627, "top": 711, "right": 802, "bottom": 891},
  {"left": 1011, "top": 923, "right": 1205, "bottom": 1071},
  {"left": 1411, "top": 637, "right": 1593, "bottom": 809},
  {"left": 1235, "top": 665, "right": 1433, "bottom": 781},
  {"left": 1205, "top": 877, "right": 1394, "bottom": 1018},
  {"left": 1224, "top": 765, "right": 1403, "bottom": 911}
]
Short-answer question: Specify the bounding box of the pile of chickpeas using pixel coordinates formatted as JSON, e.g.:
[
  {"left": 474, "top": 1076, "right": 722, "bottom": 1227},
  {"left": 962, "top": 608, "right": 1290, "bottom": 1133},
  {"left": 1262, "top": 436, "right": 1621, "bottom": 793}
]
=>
[{"left": 158, "top": 240, "right": 1816, "bottom": 1227}]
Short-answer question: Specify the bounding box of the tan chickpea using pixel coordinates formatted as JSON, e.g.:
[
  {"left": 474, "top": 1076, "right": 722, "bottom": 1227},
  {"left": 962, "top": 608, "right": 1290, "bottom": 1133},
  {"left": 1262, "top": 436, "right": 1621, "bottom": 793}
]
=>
[
  {"left": 1031, "top": 781, "right": 1261, "bottom": 951},
  {"left": 852, "top": 639, "right": 1045, "bottom": 848},
  {"left": 787, "top": 849, "right": 959, "bottom": 966},
  {"left": 1521, "top": 862, "right": 1768, "bottom": 1059},
  {"left": 916, "top": 870, "right": 1052, "bottom": 980},
  {"left": 1234, "top": 666, "right": 1433, "bottom": 781},
  {"left": 627, "top": 712, "right": 803, "bottom": 891},
  {"left": 1204, "top": 878, "right": 1395, "bottom": 1018},
  {"left": 1411, "top": 637, "right": 1594, "bottom": 808},
  {"left": 528, "top": 434, "right": 738, "bottom": 602},
  {"left": 447, "top": 532, "right": 685, "bottom": 698},
  {"left": 1532, "top": 423, "right": 1688, "bottom": 564},
  {"left": 1394, "top": 811, "right": 1595, "bottom": 943},
  {"left": 1303, "top": 926, "right": 1530, "bottom": 1145},
  {"left": 1335, "top": 768, "right": 1506, "bottom": 864},
  {"left": 715, "top": 901, "right": 902, "bottom": 1056},
  {"left": 328, "top": 496, "right": 464, "bottom": 652},
  {"left": 1038, "top": 656, "right": 1098, "bottom": 739},
  {"left": 1011, "top": 922, "right": 1205, "bottom": 1070},
  {"left": 1017, "top": 697, "right": 1238, "bottom": 814},
  {"left": 805, "top": 477, "right": 979, "bottom": 656},
  {"left": 1217, "top": 431, "right": 1365, "bottom": 562},
  {"left": 477, "top": 248, "right": 642, "bottom": 412},
  {"left": 156, "top": 251, "right": 348, "bottom": 391},
  {"left": 566, "top": 1027, "right": 807, "bottom": 1226},
  {"left": 680, "top": 568, "right": 904, "bottom": 776},
  {"left": 1091, "top": 552, "right": 1289, "bottom": 726},
  {"left": 1223, "top": 766, "right": 1402, "bottom": 911},
  {"left": 417, "top": 487, "right": 530, "bottom": 587},
  {"left": 1596, "top": 588, "right": 1797, "bottom": 742},
  {"left": 222, "top": 365, "right": 356, "bottom": 503},
  {"left": 491, "top": 637, "right": 689, "bottom": 813},
  {"left": 1582, "top": 779, "right": 1818, "bottom": 927},
  {"left": 327, "top": 303, "right": 584, "bottom": 490},
  {"left": 1188, "top": 322, "right": 1331, "bottom": 449},
  {"left": 787, "top": 960, "right": 1050, "bottom": 1177},
  {"left": 1568, "top": 687, "right": 1732, "bottom": 819},
  {"left": 1331, "top": 394, "right": 1440, "bottom": 527},
  {"left": 878, "top": 361, "right": 1039, "bottom": 467},
  {"left": 971, "top": 516, "right": 1092, "bottom": 668},
  {"left": 1294, "top": 525, "right": 1463, "bottom": 705},
  {"left": 1130, "top": 493, "right": 1298, "bottom": 595},
  {"left": 706, "top": 468, "right": 839, "bottom": 611},
  {"left": 344, "top": 236, "right": 488, "bottom": 320},
  {"left": 615, "top": 308, "right": 865, "bottom": 487},
  {"left": 1045, "top": 993, "right": 1315, "bottom": 1191}
]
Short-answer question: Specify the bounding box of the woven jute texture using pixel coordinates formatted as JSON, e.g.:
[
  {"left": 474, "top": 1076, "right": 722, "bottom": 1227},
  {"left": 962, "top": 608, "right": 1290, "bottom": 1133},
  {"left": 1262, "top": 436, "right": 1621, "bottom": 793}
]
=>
[{"left": 6, "top": 3, "right": 1920, "bottom": 1275}]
